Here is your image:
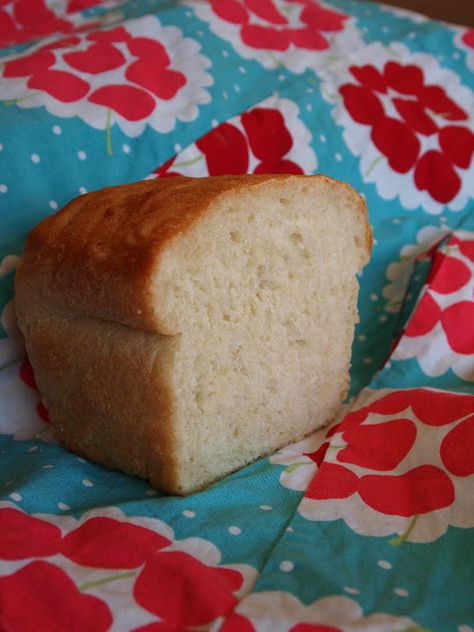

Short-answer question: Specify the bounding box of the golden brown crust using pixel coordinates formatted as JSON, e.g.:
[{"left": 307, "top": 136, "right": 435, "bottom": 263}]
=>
[
  {"left": 15, "top": 174, "right": 370, "bottom": 335},
  {"left": 22, "top": 310, "right": 182, "bottom": 494}
]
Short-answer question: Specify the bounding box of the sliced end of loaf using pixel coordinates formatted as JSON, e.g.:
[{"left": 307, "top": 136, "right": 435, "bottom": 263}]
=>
[{"left": 148, "top": 175, "right": 370, "bottom": 493}]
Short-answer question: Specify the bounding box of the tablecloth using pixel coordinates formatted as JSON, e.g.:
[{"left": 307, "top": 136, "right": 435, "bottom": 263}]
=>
[{"left": 0, "top": 1, "right": 473, "bottom": 630}]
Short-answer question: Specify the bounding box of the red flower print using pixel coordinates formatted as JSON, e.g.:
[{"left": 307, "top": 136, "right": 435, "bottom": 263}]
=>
[
  {"left": 340, "top": 60, "right": 473, "bottom": 204},
  {"left": 88, "top": 84, "right": 156, "bottom": 121},
  {"left": 241, "top": 23, "right": 290, "bottom": 51},
  {"left": 304, "top": 440, "right": 330, "bottom": 466},
  {"left": 241, "top": 108, "right": 293, "bottom": 167},
  {"left": 357, "top": 466, "right": 455, "bottom": 517},
  {"left": 61, "top": 517, "right": 171, "bottom": 569},
  {"left": 1, "top": 17, "right": 211, "bottom": 142},
  {"left": 211, "top": 0, "right": 249, "bottom": 25},
  {"left": 63, "top": 42, "right": 127, "bottom": 74},
  {"left": 209, "top": 0, "right": 347, "bottom": 53},
  {"left": 441, "top": 415, "right": 474, "bottom": 477},
  {"left": 28, "top": 69, "right": 90, "bottom": 102},
  {"left": 245, "top": 0, "right": 287, "bottom": 24},
  {"left": 335, "top": 388, "right": 474, "bottom": 429},
  {"left": 155, "top": 105, "right": 305, "bottom": 178},
  {"left": 0, "top": 0, "right": 73, "bottom": 48},
  {"left": 383, "top": 61, "right": 423, "bottom": 94},
  {"left": 19, "top": 353, "right": 51, "bottom": 423},
  {"left": 36, "top": 400, "right": 50, "bottom": 422},
  {"left": 3, "top": 49, "right": 56, "bottom": 78},
  {"left": 404, "top": 291, "right": 441, "bottom": 337},
  {"left": 455, "top": 238, "right": 474, "bottom": 262},
  {"left": 462, "top": 28, "right": 474, "bottom": 48},
  {"left": 87, "top": 25, "right": 132, "bottom": 44},
  {"left": 0, "top": 509, "right": 254, "bottom": 631},
  {"left": 410, "top": 387, "right": 474, "bottom": 426},
  {"left": 0, "top": 561, "right": 112, "bottom": 632},
  {"left": 426, "top": 252, "right": 471, "bottom": 294},
  {"left": 262, "top": 159, "right": 307, "bottom": 174},
  {"left": 441, "top": 301, "right": 474, "bottom": 354},
  {"left": 220, "top": 593, "right": 418, "bottom": 632},
  {"left": 393, "top": 97, "right": 437, "bottom": 135},
  {"left": 196, "top": 122, "right": 250, "bottom": 175},
  {"left": 4, "top": 26, "right": 185, "bottom": 117},
  {"left": 19, "top": 354, "right": 37, "bottom": 390},
  {"left": 402, "top": 233, "right": 474, "bottom": 354},
  {"left": 439, "top": 126, "right": 474, "bottom": 169},
  {"left": 414, "top": 150, "right": 461, "bottom": 204},
  {"left": 300, "top": 385, "right": 474, "bottom": 542},
  {"left": 337, "top": 418, "right": 417, "bottom": 471},
  {"left": 458, "top": 27, "right": 474, "bottom": 73},
  {"left": 371, "top": 116, "right": 420, "bottom": 174},
  {"left": 133, "top": 551, "right": 243, "bottom": 627},
  {"left": 220, "top": 613, "right": 256, "bottom": 632},
  {"left": 0, "top": 508, "right": 61, "bottom": 560},
  {"left": 306, "top": 463, "right": 358, "bottom": 500},
  {"left": 195, "top": 0, "right": 352, "bottom": 71},
  {"left": 132, "top": 623, "right": 183, "bottom": 632},
  {"left": 153, "top": 156, "right": 182, "bottom": 178},
  {"left": 66, "top": 0, "right": 102, "bottom": 12},
  {"left": 419, "top": 85, "right": 467, "bottom": 121},
  {"left": 338, "top": 84, "right": 384, "bottom": 125}
]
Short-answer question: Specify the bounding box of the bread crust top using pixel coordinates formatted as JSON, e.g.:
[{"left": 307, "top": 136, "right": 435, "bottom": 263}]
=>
[{"left": 15, "top": 174, "right": 371, "bottom": 335}]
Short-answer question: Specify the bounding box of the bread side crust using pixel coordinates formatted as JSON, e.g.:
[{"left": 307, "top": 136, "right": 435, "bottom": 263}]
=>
[{"left": 20, "top": 309, "right": 182, "bottom": 494}]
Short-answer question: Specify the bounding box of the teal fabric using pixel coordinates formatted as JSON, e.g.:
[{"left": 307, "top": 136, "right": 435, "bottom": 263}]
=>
[{"left": 0, "top": 1, "right": 473, "bottom": 630}]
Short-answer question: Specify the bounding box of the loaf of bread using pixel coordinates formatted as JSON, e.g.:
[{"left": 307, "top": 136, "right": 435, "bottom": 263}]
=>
[{"left": 15, "top": 174, "right": 371, "bottom": 495}]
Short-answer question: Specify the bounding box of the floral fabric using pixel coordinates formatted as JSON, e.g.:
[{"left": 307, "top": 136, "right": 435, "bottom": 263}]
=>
[{"left": 0, "top": 1, "right": 473, "bottom": 630}]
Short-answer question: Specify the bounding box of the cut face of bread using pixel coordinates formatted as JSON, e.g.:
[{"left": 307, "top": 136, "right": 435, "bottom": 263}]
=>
[{"left": 15, "top": 175, "right": 371, "bottom": 495}]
